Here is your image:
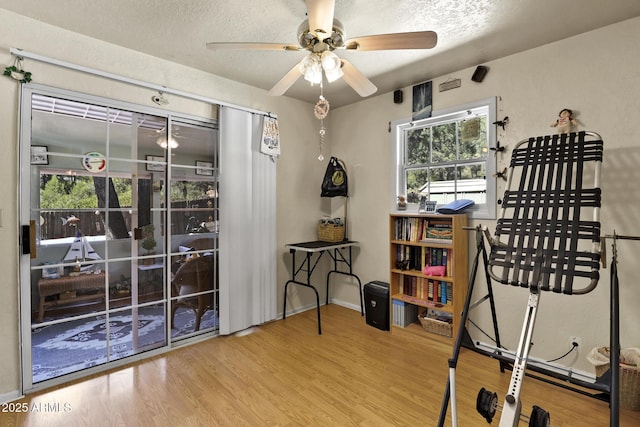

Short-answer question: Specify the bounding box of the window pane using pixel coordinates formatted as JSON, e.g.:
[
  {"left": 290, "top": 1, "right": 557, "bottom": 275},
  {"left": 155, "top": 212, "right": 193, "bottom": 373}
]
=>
[
  {"left": 457, "top": 164, "right": 487, "bottom": 204},
  {"left": 459, "top": 117, "right": 488, "bottom": 160},
  {"left": 431, "top": 123, "right": 457, "bottom": 163},
  {"left": 169, "top": 177, "right": 217, "bottom": 236},
  {"left": 40, "top": 174, "right": 102, "bottom": 210},
  {"left": 111, "top": 177, "right": 132, "bottom": 207},
  {"left": 406, "top": 128, "right": 430, "bottom": 165},
  {"left": 170, "top": 122, "right": 218, "bottom": 167},
  {"left": 429, "top": 166, "right": 457, "bottom": 204},
  {"left": 406, "top": 168, "right": 429, "bottom": 202},
  {"left": 459, "top": 162, "right": 486, "bottom": 180}
]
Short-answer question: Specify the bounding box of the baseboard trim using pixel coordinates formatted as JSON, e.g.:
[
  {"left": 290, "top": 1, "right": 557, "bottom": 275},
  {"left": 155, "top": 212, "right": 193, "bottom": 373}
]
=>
[
  {"left": 0, "top": 390, "right": 24, "bottom": 404},
  {"left": 278, "top": 298, "right": 362, "bottom": 320},
  {"left": 327, "top": 298, "right": 362, "bottom": 313}
]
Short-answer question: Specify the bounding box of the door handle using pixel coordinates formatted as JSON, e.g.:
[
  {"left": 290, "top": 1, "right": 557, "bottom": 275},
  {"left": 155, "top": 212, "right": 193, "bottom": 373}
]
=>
[{"left": 22, "top": 220, "right": 37, "bottom": 258}]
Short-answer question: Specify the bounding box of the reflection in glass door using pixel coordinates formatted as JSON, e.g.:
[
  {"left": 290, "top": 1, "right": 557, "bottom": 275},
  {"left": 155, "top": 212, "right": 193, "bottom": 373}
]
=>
[
  {"left": 168, "top": 120, "right": 219, "bottom": 341},
  {"left": 20, "top": 87, "right": 219, "bottom": 390}
]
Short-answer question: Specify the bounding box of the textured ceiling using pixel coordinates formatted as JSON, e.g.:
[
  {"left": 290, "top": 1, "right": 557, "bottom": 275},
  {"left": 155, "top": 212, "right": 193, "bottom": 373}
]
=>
[{"left": 2, "top": 0, "right": 640, "bottom": 108}]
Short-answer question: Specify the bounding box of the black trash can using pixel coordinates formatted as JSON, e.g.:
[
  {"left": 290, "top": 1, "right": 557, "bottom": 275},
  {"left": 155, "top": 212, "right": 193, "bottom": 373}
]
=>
[{"left": 364, "top": 281, "right": 390, "bottom": 331}]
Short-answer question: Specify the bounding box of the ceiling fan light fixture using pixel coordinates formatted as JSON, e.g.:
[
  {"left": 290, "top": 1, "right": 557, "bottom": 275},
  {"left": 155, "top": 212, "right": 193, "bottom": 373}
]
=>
[
  {"left": 320, "top": 51, "right": 343, "bottom": 82},
  {"left": 300, "top": 54, "right": 322, "bottom": 84},
  {"left": 320, "top": 51, "right": 340, "bottom": 71},
  {"left": 156, "top": 135, "right": 179, "bottom": 149},
  {"left": 324, "top": 67, "right": 343, "bottom": 83},
  {"left": 306, "top": 67, "right": 322, "bottom": 85}
]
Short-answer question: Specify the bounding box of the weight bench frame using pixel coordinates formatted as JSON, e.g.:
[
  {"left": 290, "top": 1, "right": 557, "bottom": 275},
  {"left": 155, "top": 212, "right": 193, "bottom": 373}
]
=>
[{"left": 437, "top": 131, "right": 622, "bottom": 426}]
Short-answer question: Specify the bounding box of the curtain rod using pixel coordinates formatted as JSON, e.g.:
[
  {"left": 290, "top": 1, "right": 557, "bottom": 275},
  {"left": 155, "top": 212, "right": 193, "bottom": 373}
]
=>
[{"left": 10, "top": 47, "right": 275, "bottom": 118}]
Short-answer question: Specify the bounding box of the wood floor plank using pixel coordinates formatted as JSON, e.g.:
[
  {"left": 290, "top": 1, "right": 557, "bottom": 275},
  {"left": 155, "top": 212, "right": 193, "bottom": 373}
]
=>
[{"left": 2, "top": 304, "right": 639, "bottom": 426}]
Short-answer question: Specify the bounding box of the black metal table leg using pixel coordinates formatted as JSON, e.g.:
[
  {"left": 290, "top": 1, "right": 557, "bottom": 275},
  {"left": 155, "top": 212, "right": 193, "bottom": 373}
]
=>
[
  {"left": 283, "top": 250, "right": 324, "bottom": 334},
  {"left": 283, "top": 240, "right": 361, "bottom": 334},
  {"left": 282, "top": 248, "right": 296, "bottom": 320},
  {"left": 325, "top": 246, "right": 364, "bottom": 316}
]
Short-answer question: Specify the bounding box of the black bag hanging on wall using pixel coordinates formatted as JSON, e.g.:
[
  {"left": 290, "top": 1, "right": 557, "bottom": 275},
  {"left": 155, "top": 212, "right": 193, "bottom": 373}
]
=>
[{"left": 321, "top": 157, "right": 348, "bottom": 197}]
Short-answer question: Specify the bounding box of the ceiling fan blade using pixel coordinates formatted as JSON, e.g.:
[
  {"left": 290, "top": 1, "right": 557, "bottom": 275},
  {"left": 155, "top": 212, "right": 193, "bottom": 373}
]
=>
[
  {"left": 340, "top": 59, "right": 377, "bottom": 97},
  {"left": 344, "top": 31, "right": 437, "bottom": 51},
  {"left": 267, "top": 62, "right": 304, "bottom": 96},
  {"left": 306, "top": 0, "right": 335, "bottom": 37},
  {"left": 206, "top": 42, "right": 300, "bottom": 51}
]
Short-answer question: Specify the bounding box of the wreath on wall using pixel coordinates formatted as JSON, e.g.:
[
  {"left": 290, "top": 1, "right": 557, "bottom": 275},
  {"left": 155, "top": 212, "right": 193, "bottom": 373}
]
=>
[{"left": 4, "top": 56, "right": 32, "bottom": 83}]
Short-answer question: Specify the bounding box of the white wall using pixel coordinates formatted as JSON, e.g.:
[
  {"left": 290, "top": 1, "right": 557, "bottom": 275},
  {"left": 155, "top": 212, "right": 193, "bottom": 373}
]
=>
[
  {"left": 331, "top": 17, "right": 640, "bottom": 374},
  {"left": 0, "top": 9, "right": 321, "bottom": 397}
]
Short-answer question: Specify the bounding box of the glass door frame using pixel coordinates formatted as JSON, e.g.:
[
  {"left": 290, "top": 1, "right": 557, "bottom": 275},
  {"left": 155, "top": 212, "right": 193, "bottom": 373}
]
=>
[{"left": 19, "top": 84, "right": 219, "bottom": 393}]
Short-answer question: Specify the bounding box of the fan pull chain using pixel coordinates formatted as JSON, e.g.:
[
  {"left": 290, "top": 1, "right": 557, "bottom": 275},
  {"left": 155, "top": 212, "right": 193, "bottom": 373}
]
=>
[{"left": 314, "top": 81, "right": 330, "bottom": 161}]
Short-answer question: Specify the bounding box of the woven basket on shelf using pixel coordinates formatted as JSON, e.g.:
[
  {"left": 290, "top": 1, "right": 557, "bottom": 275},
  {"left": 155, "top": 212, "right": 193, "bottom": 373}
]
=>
[
  {"left": 418, "top": 311, "right": 452, "bottom": 338},
  {"left": 317, "top": 223, "right": 345, "bottom": 242}
]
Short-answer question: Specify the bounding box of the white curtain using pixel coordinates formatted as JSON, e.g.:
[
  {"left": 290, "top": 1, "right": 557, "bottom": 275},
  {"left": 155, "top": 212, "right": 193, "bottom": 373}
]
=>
[{"left": 218, "top": 106, "right": 277, "bottom": 334}]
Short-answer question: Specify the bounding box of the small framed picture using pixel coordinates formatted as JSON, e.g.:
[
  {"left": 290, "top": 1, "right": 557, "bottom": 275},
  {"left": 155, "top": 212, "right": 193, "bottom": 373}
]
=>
[
  {"left": 195, "top": 160, "right": 213, "bottom": 176},
  {"left": 146, "top": 155, "right": 165, "bottom": 172},
  {"left": 31, "top": 145, "right": 49, "bottom": 165}
]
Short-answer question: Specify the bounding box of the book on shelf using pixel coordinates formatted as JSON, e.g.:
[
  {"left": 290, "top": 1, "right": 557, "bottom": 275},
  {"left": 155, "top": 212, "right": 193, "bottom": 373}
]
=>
[
  {"left": 392, "top": 300, "right": 403, "bottom": 327},
  {"left": 395, "top": 245, "right": 422, "bottom": 271},
  {"left": 400, "top": 275, "right": 422, "bottom": 298},
  {"left": 420, "top": 238, "right": 453, "bottom": 244},
  {"left": 420, "top": 221, "right": 453, "bottom": 244},
  {"left": 422, "top": 279, "right": 452, "bottom": 304},
  {"left": 395, "top": 217, "right": 434, "bottom": 242},
  {"left": 410, "top": 246, "right": 421, "bottom": 271},
  {"left": 422, "top": 247, "right": 453, "bottom": 276},
  {"left": 395, "top": 217, "right": 454, "bottom": 243},
  {"left": 392, "top": 299, "right": 419, "bottom": 327}
]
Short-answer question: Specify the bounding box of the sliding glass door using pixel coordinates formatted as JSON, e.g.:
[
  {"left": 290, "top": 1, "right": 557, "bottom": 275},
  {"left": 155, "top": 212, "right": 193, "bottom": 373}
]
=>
[{"left": 19, "top": 85, "right": 219, "bottom": 390}]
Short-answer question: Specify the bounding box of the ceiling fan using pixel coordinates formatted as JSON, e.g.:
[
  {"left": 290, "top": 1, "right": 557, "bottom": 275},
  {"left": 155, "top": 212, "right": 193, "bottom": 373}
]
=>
[{"left": 205, "top": 0, "right": 437, "bottom": 98}]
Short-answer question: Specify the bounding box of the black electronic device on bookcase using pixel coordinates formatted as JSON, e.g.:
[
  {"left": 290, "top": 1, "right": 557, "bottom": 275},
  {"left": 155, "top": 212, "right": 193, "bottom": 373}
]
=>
[{"left": 321, "top": 156, "right": 349, "bottom": 239}]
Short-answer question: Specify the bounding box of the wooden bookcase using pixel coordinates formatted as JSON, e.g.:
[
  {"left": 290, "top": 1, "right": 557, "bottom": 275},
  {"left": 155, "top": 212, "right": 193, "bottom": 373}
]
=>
[{"left": 389, "top": 213, "right": 468, "bottom": 338}]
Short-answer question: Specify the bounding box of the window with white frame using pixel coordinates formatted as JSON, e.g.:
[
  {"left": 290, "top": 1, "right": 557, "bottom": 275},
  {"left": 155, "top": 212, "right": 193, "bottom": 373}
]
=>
[{"left": 392, "top": 97, "right": 497, "bottom": 219}]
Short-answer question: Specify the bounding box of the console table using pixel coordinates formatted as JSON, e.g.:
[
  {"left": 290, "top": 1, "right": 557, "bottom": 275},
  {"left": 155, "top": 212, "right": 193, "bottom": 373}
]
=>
[
  {"left": 37, "top": 272, "right": 106, "bottom": 322},
  {"left": 283, "top": 240, "right": 363, "bottom": 334}
]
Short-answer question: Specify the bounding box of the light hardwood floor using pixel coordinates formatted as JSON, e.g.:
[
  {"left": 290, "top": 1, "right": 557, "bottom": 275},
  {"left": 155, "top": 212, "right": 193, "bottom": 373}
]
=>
[{"left": 2, "top": 305, "right": 639, "bottom": 426}]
